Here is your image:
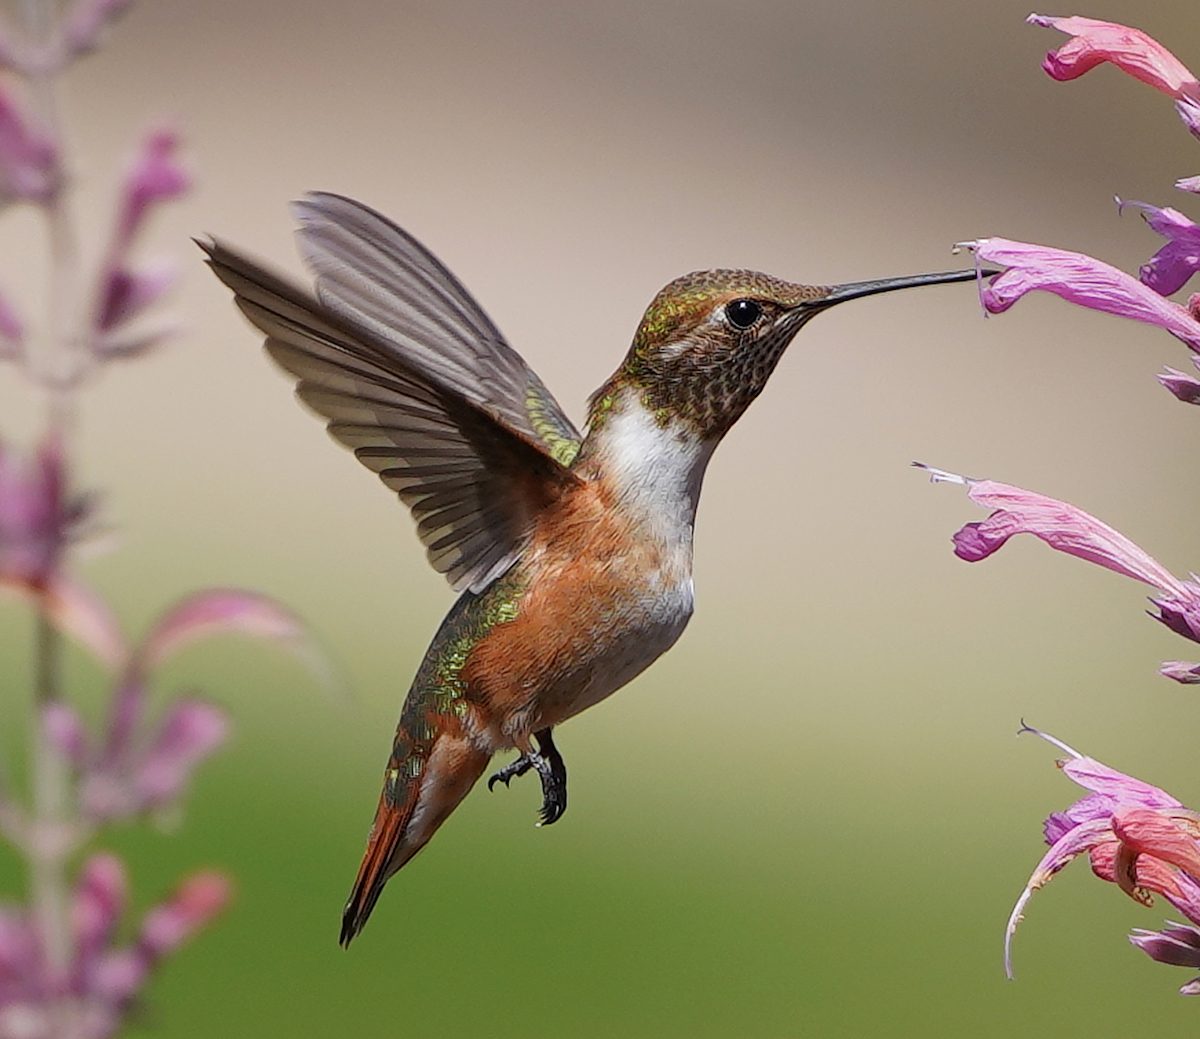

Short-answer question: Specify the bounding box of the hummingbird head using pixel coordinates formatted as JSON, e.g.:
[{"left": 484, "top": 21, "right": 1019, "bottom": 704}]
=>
[{"left": 589, "top": 267, "right": 982, "bottom": 440}]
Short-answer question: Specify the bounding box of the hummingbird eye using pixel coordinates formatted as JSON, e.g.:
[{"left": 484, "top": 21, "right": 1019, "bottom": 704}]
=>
[{"left": 725, "top": 298, "right": 762, "bottom": 330}]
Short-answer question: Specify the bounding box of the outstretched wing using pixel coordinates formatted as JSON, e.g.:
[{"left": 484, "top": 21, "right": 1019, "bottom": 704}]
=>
[
  {"left": 293, "top": 192, "right": 583, "bottom": 465},
  {"left": 201, "top": 204, "right": 583, "bottom": 594}
]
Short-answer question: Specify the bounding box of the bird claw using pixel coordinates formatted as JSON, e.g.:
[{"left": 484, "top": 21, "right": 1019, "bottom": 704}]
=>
[
  {"left": 486, "top": 729, "right": 568, "bottom": 826},
  {"left": 487, "top": 755, "right": 534, "bottom": 791}
]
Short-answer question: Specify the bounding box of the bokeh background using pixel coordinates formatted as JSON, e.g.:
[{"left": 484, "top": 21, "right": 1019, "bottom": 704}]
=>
[{"left": 3, "top": 0, "right": 1200, "bottom": 1034}]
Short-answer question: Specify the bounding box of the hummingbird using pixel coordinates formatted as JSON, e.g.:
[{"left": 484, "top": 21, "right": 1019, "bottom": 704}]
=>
[{"left": 201, "top": 192, "right": 983, "bottom": 946}]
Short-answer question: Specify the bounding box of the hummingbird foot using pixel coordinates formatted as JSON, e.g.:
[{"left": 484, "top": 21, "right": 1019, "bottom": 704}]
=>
[
  {"left": 487, "top": 755, "right": 534, "bottom": 790},
  {"left": 486, "top": 728, "right": 568, "bottom": 826}
]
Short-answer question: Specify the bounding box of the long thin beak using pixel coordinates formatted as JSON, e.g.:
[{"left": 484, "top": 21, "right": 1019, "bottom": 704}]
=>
[{"left": 812, "top": 268, "right": 997, "bottom": 308}]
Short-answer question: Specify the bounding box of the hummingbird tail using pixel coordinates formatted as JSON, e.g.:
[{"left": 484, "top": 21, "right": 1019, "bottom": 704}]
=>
[{"left": 339, "top": 732, "right": 490, "bottom": 947}]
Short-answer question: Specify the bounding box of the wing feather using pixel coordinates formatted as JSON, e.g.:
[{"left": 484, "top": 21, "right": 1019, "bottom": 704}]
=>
[{"left": 201, "top": 225, "right": 583, "bottom": 594}]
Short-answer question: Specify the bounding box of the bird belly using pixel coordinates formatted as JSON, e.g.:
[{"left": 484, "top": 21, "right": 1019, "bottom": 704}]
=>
[
  {"left": 459, "top": 527, "right": 695, "bottom": 744},
  {"left": 543, "top": 571, "right": 694, "bottom": 725}
]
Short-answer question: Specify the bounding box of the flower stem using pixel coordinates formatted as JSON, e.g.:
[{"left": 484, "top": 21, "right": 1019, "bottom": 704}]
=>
[{"left": 22, "top": 1, "right": 80, "bottom": 1029}]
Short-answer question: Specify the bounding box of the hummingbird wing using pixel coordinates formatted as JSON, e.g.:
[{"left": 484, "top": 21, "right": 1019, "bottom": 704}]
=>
[{"left": 201, "top": 212, "right": 584, "bottom": 594}]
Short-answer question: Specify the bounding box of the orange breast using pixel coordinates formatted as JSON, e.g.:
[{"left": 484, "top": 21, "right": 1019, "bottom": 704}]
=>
[{"left": 460, "top": 476, "right": 693, "bottom": 746}]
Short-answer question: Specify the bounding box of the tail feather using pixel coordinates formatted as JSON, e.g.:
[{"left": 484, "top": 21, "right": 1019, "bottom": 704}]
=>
[{"left": 340, "top": 733, "right": 489, "bottom": 946}]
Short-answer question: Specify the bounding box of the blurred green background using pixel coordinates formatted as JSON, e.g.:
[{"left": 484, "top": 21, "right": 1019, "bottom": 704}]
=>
[{"left": 3, "top": 0, "right": 1200, "bottom": 1034}]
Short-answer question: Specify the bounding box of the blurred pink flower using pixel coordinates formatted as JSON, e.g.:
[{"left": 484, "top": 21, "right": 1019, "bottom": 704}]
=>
[
  {"left": 60, "top": 0, "right": 134, "bottom": 62},
  {"left": 0, "top": 859, "right": 230, "bottom": 1037},
  {"left": 36, "top": 589, "right": 315, "bottom": 822},
  {"left": 0, "top": 87, "right": 56, "bottom": 204},
  {"left": 1007, "top": 724, "right": 1200, "bottom": 995},
  {"left": 959, "top": 237, "right": 1200, "bottom": 350},
  {"left": 1177, "top": 176, "right": 1200, "bottom": 194},
  {"left": 917, "top": 465, "right": 1200, "bottom": 680},
  {"left": 90, "top": 130, "right": 189, "bottom": 357},
  {"left": 0, "top": 435, "right": 85, "bottom": 591}
]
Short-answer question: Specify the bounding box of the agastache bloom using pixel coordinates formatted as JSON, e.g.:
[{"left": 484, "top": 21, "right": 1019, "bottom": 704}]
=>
[
  {"left": 1008, "top": 724, "right": 1200, "bottom": 995},
  {"left": 957, "top": 237, "right": 1200, "bottom": 352},
  {"left": 1029, "top": 14, "right": 1200, "bottom": 140},
  {"left": 916, "top": 465, "right": 1200, "bottom": 680}
]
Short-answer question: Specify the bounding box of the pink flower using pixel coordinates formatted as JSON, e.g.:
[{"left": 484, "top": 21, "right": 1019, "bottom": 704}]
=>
[
  {"left": 1117, "top": 199, "right": 1200, "bottom": 296},
  {"left": 1006, "top": 724, "right": 1200, "bottom": 994},
  {"left": 1177, "top": 176, "right": 1200, "bottom": 195},
  {"left": 1029, "top": 15, "right": 1200, "bottom": 142},
  {"left": 958, "top": 237, "right": 1200, "bottom": 351},
  {"left": 1029, "top": 15, "right": 1200, "bottom": 100},
  {"left": 917, "top": 465, "right": 1200, "bottom": 680}
]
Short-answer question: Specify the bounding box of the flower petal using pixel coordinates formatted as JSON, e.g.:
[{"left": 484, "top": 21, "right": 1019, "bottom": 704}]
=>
[
  {"left": 1161, "top": 660, "right": 1200, "bottom": 683},
  {"left": 1130, "top": 926, "right": 1200, "bottom": 968},
  {"left": 927, "top": 471, "right": 1190, "bottom": 595},
  {"left": 137, "top": 871, "right": 230, "bottom": 957},
  {"left": 0, "top": 87, "right": 56, "bottom": 204},
  {"left": 41, "top": 699, "right": 88, "bottom": 764},
  {"left": 1028, "top": 15, "right": 1200, "bottom": 100},
  {"left": 0, "top": 575, "right": 126, "bottom": 670},
  {"left": 1178, "top": 98, "right": 1200, "bottom": 141},
  {"left": 961, "top": 238, "right": 1200, "bottom": 350},
  {"left": 0, "top": 288, "right": 22, "bottom": 357},
  {"left": 1061, "top": 757, "right": 1182, "bottom": 809},
  {"left": 132, "top": 587, "right": 333, "bottom": 692},
  {"left": 1117, "top": 200, "right": 1200, "bottom": 296},
  {"left": 1112, "top": 806, "right": 1200, "bottom": 878},
  {"left": 1158, "top": 365, "right": 1200, "bottom": 403},
  {"left": 73, "top": 853, "right": 126, "bottom": 962},
  {"left": 1153, "top": 594, "right": 1200, "bottom": 644},
  {"left": 1006, "top": 816, "right": 1115, "bottom": 979},
  {"left": 61, "top": 0, "right": 134, "bottom": 60},
  {"left": 1177, "top": 176, "right": 1200, "bottom": 194},
  {"left": 94, "top": 261, "right": 176, "bottom": 334},
  {"left": 132, "top": 698, "right": 228, "bottom": 812}
]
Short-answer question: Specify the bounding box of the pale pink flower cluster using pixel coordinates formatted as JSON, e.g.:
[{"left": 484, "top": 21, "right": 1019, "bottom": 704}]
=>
[{"left": 0, "top": 2, "right": 314, "bottom": 1035}]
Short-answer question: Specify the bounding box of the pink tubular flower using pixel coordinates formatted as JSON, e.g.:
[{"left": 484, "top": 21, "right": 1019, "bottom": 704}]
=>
[
  {"left": 1029, "top": 15, "right": 1200, "bottom": 100},
  {"left": 1008, "top": 724, "right": 1200, "bottom": 995},
  {"left": 1029, "top": 15, "right": 1200, "bottom": 142},
  {"left": 916, "top": 465, "right": 1200, "bottom": 679},
  {"left": 958, "top": 237, "right": 1200, "bottom": 351}
]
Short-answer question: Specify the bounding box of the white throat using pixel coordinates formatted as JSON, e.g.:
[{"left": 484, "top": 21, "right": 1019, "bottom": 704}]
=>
[{"left": 588, "top": 391, "right": 718, "bottom": 544}]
